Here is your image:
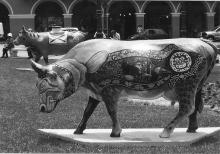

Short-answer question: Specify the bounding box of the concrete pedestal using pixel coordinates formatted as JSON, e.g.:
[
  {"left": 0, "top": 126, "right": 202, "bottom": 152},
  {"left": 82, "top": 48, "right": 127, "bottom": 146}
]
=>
[{"left": 38, "top": 127, "right": 220, "bottom": 146}]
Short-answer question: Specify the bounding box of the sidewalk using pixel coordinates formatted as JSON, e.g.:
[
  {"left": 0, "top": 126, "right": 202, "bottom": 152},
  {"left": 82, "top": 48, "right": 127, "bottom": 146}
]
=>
[{"left": 0, "top": 44, "right": 63, "bottom": 60}]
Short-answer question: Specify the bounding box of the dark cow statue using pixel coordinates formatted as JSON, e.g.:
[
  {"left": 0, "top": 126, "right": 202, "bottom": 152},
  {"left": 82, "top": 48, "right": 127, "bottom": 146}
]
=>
[
  {"left": 31, "top": 38, "right": 218, "bottom": 138},
  {"left": 128, "top": 31, "right": 150, "bottom": 40},
  {"left": 14, "top": 26, "right": 88, "bottom": 64}
]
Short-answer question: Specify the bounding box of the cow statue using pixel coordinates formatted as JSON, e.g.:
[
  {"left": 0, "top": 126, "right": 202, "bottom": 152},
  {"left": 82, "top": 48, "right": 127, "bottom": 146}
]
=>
[
  {"left": 14, "top": 26, "right": 88, "bottom": 64},
  {"left": 31, "top": 38, "right": 218, "bottom": 138}
]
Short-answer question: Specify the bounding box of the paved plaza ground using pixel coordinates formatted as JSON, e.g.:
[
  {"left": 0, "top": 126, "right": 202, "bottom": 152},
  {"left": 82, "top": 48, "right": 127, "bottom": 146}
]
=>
[{"left": 0, "top": 44, "right": 63, "bottom": 60}]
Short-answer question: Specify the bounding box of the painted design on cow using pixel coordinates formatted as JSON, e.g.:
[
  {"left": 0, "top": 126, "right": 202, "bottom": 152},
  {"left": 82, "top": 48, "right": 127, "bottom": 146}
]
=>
[
  {"left": 170, "top": 52, "right": 192, "bottom": 72},
  {"left": 14, "top": 26, "right": 88, "bottom": 64},
  {"left": 31, "top": 38, "right": 218, "bottom": 138}
]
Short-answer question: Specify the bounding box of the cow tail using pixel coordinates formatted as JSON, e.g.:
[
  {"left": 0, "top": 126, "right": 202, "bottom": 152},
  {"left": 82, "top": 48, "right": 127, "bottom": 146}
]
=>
[
  {"left": 196, "top": 89, "right": 203, "bottom": 113},
  {"left": 197, "top": 39, "right": 219, "bottom": 113}
]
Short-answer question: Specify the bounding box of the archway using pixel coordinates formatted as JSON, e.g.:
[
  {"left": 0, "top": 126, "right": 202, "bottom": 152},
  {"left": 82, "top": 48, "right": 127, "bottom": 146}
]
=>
[
  {"left": 214, "top": 2, "right": 220, "bottom": 26},
  {"left": 35, "top": 1, "right": 64, "bottom": 32},
  {"left": 0, "top": 3, "right": 9, "bottom": 40},
  {"left": 144, "top": 1, "right": 171, "bottom": 37},
  {"left": 71, "top": 1, "right": 96, "bottom": 38},
  {"left": 180, "top": 2, "right": 206, "bottom": 37},
  {"left": 108, "top": 1, "right": 136, "bottom": 40}
]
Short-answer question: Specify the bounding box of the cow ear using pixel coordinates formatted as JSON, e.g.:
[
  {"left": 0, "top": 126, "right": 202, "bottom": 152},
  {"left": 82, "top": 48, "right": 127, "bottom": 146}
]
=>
[{"left": 30, "top": 59, "right": 48, "bottom": 78}]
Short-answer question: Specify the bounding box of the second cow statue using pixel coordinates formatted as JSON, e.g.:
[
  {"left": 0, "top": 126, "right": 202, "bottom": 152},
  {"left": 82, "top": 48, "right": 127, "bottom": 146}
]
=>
[{"left": 14, "top": 26, "right": 88, "bottom": 64}]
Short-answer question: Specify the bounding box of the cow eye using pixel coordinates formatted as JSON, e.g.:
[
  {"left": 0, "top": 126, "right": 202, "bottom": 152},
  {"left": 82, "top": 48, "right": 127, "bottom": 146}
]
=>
[{"left": 49, "top": 72, "right": 57, "bottom": 80}]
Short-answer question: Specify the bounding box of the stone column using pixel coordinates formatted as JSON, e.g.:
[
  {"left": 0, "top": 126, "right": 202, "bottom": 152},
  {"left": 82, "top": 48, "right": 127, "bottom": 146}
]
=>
[
  {"left": 63, "top": 14, "right": 72, "bottom": 27},
  {"left": 9, "top": 14, "right": 35, "bottom": 36},
  {"left": 104, "top": 13, "right": 109, "bottom": 36},
  {"left": 206, "top": 12, "right": 215, "bottom": 31},
  {"left": 102, "top": 11, "right": 105, "bottom": 32},
  {"left": 135, "top": 13, "right": 145, "bottom": 29},
  {"left": 171, "top": 13, "right": 181, "bottom": 38},
  {"left": 96, "top": 0, "right": 103, "bottom": 33}
]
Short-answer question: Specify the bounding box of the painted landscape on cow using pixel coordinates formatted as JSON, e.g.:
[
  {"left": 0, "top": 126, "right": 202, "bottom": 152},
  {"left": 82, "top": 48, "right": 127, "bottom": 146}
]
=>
[{"left": 0, "top": 38, "right": 220, "bottom": 152}]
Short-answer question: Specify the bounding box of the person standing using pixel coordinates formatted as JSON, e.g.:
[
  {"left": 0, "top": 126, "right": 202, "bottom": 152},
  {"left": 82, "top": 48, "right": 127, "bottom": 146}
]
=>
[
  {"left": 110, "top": 30, "right": 120, "bottom": 40},
  {"left": 1, "top": 33, "right": 14, "bottom": 58},
  {"left": 137, "top": 25, "right": 144, "bottom": 34}
]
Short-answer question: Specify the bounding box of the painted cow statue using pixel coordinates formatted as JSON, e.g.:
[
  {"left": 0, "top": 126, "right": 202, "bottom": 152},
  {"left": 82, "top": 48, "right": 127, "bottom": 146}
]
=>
[
  {"left": 31, "top": 38, "right": 218, "bottom": 138},
  {"left": 14, "top": 26, "right": 88, "bottom": 64}
]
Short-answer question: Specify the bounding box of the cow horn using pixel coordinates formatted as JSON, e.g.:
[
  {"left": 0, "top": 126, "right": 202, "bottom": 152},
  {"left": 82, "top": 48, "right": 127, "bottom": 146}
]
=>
[{"left": 30, "top": 59, "right": 48, "bottom": 78}]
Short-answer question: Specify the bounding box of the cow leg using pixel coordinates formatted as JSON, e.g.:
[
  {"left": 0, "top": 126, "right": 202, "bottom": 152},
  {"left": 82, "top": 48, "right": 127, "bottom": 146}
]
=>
[
  {"left": 159, "top": 82, "right": 196, "bottom": 138},
  {"left": 34, "top": 55, "right": 41, "bottom": 63},
  {"left": 74, "top": 96, "right": 100, "bottom": 134},
  {"left": 43, "top": 56, "right": 49, "bottom": 65},
  {"left": 102, "top": 88, "right": 122, "bottom": 137},
  {"left": 160, "top": 96, "right": 195, "bottom": 138},
  {"left": 187, "top": 110, "right": 198, "bottom": 133},
  {"left": 187, "top": 89, "right": 202, "bottom": 133}
]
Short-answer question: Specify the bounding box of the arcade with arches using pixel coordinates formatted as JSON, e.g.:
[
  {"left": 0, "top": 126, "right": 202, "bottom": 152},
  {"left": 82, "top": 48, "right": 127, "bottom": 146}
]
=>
[
  {"left": 0, "top": 3, "right": 10, "bottom": 39},
  {"left": 71, "top": 1, "right": 97, "bottom": 38},
  {"left": 108, "top": 1, "right": 136, "bottom": 39},
  {"left": 34, "top": 1, "right": 64, "bottom": 32},
  {"left": 144, "top": 1, "right": 172, "bottom": 37},
  {"left": 2, "top": 0, "right": 220, "bottom": 40},
  {"left": 180, "top": 1, "right": 207, "bottom": 37}
]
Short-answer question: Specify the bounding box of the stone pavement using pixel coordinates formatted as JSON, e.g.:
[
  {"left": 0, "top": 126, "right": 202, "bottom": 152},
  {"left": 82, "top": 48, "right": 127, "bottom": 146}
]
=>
[{"left": 0, "top": 44, "right": 63, "bottom": 60}]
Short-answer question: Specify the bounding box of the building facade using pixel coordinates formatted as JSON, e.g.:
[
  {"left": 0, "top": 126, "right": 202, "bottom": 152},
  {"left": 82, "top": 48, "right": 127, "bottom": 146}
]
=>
[{"left": 0, "top": 0, "right": 220, "bottom": 40}]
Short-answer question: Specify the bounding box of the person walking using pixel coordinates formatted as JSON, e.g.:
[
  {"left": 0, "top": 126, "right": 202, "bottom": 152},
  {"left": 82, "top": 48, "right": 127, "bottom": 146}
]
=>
[{"left": 1, "top": 33, "right": 14, "bottom": 58}]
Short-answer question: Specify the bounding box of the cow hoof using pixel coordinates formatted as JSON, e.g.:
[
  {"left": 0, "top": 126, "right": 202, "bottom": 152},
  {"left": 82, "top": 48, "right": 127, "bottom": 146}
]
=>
[
  {"left": 110, "top": 133, "right": 120, "bottom": 137},
  {"left": 159, "top": 130, "right": 171, "bottom": 138},
  {"left": 187, "top": 125, "right": 198, "bottom": 133},
  {"left": 186, "top": 129, "right": 197, "bottom": 133},
  {"left": 74, "top": 129, "right": 84, "bottom": 134}
]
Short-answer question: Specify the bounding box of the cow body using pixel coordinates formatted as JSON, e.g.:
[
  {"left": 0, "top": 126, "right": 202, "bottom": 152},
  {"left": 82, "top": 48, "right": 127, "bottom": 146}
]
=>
[
  {"left": 31, "top": 38, "right": 217, "bottom": 138},
  {"left": 14, "top": 27, "right": 88, "bottom": 64}
]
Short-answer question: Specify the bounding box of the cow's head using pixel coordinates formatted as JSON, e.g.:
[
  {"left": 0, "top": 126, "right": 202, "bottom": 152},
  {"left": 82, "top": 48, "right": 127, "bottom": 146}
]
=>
[
  {"left": 14, "top": 26, "right": 30, "bottom": 46},
  {"left": 31, "top": 59, "right": 83, "bottom": 113}
]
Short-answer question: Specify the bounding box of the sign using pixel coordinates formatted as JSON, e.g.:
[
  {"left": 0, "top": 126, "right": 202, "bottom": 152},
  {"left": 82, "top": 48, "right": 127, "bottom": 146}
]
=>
[
  {"left": 0, "top": 22, "right": 4, "bottom": 38},
  {"left": 48, "top": 31, "right": 68, "bottom": 44}
]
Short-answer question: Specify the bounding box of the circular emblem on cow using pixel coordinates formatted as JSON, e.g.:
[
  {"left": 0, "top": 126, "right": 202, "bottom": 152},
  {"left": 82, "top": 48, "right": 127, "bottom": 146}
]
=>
[{"left": 170, "top": 52, "right": 192, "bottom": 72}]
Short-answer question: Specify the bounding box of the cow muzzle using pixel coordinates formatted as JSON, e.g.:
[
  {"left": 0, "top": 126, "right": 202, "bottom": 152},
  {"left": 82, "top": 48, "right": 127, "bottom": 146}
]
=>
[
  {"left": 40, "top": 104, "right": 46, "bottom": 112},
  {"left": 39, "top": 90, "right": 60, "bottom": 113}
]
